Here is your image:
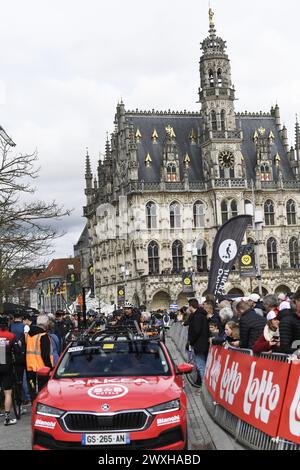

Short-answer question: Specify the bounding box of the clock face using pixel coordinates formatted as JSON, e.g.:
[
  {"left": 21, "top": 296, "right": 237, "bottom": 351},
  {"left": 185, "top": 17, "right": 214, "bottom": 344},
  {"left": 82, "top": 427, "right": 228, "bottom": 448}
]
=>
[{"left": 219, "top": 151, "right": 235, "bottom": 168}]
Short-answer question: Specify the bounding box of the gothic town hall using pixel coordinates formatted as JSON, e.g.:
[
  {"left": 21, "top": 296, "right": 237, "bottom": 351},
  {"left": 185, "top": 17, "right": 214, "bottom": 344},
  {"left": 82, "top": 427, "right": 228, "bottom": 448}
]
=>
[{"left": 82, "top": 10, "right": 300, "bottom": 310}]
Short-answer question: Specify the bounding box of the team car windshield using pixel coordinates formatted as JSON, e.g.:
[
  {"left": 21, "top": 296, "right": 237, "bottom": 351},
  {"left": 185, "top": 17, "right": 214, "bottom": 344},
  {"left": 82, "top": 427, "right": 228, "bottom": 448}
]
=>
[{"left": 55, "top": 341, "right": 171, "bottom": 378}]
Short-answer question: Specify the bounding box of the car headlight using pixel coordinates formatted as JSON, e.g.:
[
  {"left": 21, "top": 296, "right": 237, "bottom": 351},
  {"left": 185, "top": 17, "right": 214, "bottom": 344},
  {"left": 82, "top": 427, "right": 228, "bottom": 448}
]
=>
[
  {"left": 147, "top": 399, "right": 180, "bottom": 415},
  {"left": 36, "top": 403, "right": 65, "bottom": 418}
]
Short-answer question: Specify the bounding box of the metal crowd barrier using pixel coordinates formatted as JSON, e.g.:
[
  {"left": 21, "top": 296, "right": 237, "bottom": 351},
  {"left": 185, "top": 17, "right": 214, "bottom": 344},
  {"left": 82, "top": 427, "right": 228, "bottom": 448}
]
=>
[{"left": 169, "top": 323, "right": 300, "bottom": 451}]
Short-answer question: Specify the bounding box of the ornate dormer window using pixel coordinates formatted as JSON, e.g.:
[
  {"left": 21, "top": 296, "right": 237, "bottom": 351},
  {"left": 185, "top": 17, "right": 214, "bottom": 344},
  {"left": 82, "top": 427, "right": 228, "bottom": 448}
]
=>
[
  {"left": 167, "top": 163, "right": 177, "bottom": 181},
  {"left": 261, "top": 163, "right": 271, "bottom": 181}
]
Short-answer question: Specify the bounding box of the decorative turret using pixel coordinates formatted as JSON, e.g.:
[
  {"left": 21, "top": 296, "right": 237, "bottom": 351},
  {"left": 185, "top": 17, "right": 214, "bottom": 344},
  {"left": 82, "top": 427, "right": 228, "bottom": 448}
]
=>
[
  {"left": 161, "top": 125, "right": 180, "bottom": 182},
  {"left": 84, "top": 148, "right": 94, "bottom": 204},
  {"left": 274, "top": 104, "right": 281, "bottom": 130},
  {"left": 295, "top": 115, "right": 300, "bottom": 160},
  {"left": 281, "top": 125, "right": 289, "bottom": 153}
]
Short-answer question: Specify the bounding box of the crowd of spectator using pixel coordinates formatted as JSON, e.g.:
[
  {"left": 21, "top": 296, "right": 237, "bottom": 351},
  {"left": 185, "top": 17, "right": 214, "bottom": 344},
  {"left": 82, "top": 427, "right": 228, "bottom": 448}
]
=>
[{"left": 180, "top": 290, "right": 300, "bottom": 390}]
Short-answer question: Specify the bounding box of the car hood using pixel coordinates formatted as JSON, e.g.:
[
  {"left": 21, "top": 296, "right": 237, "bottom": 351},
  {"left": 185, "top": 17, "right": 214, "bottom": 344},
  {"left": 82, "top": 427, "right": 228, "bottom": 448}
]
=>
[{"left": 37, "top": 376, "right": 182, "bottom": 411}]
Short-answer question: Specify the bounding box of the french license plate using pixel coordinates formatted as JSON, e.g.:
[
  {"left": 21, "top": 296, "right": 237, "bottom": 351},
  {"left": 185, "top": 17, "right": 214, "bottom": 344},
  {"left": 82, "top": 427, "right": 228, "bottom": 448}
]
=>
[{"left": 82, "top": 433, "right": 130, "bottom": 446}]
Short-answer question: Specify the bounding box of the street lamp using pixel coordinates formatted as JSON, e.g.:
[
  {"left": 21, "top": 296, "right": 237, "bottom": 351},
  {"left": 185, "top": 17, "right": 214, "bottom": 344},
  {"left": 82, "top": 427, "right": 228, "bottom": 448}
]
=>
[
  {"left": 186, "top": 243, "right": 198, "bottom": 297},
  {"left": 121, "top": 265, "right": 130, "bottom": 302},
  {"left": 247, "top": 182, "right": 263, "bottom": 297}
]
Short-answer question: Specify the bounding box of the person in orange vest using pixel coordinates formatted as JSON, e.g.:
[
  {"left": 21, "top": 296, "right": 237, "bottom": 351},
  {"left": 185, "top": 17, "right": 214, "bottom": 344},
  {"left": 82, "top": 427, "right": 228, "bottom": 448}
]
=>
[{"left": 26, "top": 315, "right": 53, "bottom": 403}]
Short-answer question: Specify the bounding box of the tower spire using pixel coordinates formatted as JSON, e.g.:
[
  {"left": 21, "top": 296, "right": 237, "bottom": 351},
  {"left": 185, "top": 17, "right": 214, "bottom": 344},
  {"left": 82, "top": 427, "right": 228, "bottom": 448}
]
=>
[
  {"left": 105, "top": 133, "right": 111, "bottom": 159},
  {"left": 85, "top": 147, "right": 92, "bottom": 177},
  {"left": 295, "top": 114, "right": 300, "bottom": 150}
]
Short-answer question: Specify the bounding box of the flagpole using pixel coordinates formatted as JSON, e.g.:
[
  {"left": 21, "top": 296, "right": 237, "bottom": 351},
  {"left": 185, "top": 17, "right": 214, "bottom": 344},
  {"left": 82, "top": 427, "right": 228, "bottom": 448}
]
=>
[{"left": 251, "top": 180, "right": 263, "bottom": 297}]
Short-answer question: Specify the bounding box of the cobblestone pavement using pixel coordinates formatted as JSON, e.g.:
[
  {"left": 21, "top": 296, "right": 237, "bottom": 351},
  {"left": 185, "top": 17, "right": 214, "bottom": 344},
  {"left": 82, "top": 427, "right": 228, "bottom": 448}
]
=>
[
  {"left": 166, "top": 332, "right": 243, "bottom": 450},
  {"left": 0, "top": 336, "right": 243, "bottom": 451},
  {"left": 0, "top": 407, "right": 31, "bottom": 450}
]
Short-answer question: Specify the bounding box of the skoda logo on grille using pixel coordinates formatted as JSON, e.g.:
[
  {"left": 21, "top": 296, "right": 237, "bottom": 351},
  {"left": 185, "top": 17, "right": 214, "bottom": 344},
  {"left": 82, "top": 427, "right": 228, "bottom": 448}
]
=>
[{"left": 101, "top": 404, "right": 110, "bottom": 411}]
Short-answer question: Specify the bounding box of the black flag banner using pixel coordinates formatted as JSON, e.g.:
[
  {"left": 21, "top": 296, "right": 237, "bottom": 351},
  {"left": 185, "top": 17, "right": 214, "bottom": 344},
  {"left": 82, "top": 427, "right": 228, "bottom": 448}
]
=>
[{"left": 207, "top": 215, "right": 252, "bottom": 297}]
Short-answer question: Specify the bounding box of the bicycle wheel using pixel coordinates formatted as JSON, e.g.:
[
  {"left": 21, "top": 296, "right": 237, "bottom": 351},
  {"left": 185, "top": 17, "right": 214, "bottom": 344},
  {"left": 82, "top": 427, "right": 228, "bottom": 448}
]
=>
[{"left": 12, "top": 381, "right": 22, "bottom": 420}]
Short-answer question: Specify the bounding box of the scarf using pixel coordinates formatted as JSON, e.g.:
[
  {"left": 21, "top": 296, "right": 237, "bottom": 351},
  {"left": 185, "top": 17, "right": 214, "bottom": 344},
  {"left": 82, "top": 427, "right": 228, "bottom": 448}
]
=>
[{"left": 263, "top": 324, "right": 279, "bottom": 342}]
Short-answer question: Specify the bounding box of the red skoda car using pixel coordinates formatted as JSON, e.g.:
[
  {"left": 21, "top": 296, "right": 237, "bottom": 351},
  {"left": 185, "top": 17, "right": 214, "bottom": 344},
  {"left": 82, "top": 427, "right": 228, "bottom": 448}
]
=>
[{"left": 32, "top": 330, "right": 192, "bottom": 450}]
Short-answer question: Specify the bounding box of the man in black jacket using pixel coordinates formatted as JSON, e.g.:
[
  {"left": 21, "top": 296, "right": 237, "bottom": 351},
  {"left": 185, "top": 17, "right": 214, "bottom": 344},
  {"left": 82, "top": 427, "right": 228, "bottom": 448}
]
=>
[
  {"left": 187, "top": 298, "right": 209, "bottom": 385},
  {"left": 236, "top": 300, "right": 266, "bottom": 349},
  {"left": 279, "top": 289, "right": 300, "bottom": 355}
]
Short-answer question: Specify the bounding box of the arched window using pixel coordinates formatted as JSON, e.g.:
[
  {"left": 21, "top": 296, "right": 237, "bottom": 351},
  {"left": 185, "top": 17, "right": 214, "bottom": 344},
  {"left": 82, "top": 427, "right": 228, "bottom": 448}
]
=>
[
  {"left": 220, "top": 110, "right": 226, "bottom": 131},
  {"left": 221, "top": 200, "right": 229, "bottom": 224},
  {"left": 245, "top": 199, "right": 253, "bottom": 216},
  {"left": 231, "top": 200, "right": 238, "bottom": 217},
  {"left": 264, "top": 200, "right": 275, "bottom": 225},
  {"left": 172, "top": 240, "right": 184, "bottom": 273},
  {"left": 170, "top": 202, "right": 181, "bottom": 228},
  {"left": 167, "top": 163, "right": 177, "bottom": 182},
  {"left": 148, "top": 241, "right": 159, "bottom": 275},
  {"left": 217, "top": 68, "right": 223, "bottom": 86},
  {"left": 196, "top": 240, "right": 208, "bottom": 272},
  {"left": 267, "top": 238, "right": 278, "bottom": 269},
  {"left": 287, "top": 199, "right": 296, "bottom": 225},
  {"left": 146, "top": 201, "right": 157, "bottom": 230},
  {"left": 211, "top": 110, "right": 217, "bottom": 131},
  {"left": 209, "top": 69, "right": 214, "bottom": 87},
  {"left": 221, "top": 200, "right": 238, "bottom": 224},
  {"left": 261, "top": 163, "right": 271, "bottom": 181},
  {"left": 193, "top": 201, "right": 205, "bottom": 228},
  {"left": 289, "top": 237, "right": 299, "bottom": 268}
]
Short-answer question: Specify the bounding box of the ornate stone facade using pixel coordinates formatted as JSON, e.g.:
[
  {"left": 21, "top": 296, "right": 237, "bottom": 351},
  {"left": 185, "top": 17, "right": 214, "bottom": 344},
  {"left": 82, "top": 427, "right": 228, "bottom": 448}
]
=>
[{"left": 83, "top": 11, "right": 300, "bottom": 310}]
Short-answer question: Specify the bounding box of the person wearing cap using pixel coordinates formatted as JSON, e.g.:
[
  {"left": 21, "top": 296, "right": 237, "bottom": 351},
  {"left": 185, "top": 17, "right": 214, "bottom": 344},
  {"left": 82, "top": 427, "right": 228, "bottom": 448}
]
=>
[
  {"left": 252, "top": 311, "right": 280, "bottom": 354},
  {"left": 26, "top": 315, "right": 54, "bottom": 402},
  {"left": 279, "top": 289, "right": 300, "bottom": 356},
  {"left": 247, "top": 294, "right": 264, "bottom": 317}
]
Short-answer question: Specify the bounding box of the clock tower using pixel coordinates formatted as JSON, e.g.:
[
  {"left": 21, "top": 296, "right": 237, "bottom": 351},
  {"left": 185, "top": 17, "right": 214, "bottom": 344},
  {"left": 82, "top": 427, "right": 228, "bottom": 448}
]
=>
[{"left": 199, "top": 9, "right": 244, "bottom": 180}]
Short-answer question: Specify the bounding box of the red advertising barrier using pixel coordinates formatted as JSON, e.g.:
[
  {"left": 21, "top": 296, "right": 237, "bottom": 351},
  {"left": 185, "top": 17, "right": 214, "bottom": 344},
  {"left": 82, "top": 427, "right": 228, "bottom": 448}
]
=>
[
  {"left": 205, "top": 346, "right": 291, "bottom": 437},
  {"left": 278, "top": 361, "right": 300, "bottom": 444}
]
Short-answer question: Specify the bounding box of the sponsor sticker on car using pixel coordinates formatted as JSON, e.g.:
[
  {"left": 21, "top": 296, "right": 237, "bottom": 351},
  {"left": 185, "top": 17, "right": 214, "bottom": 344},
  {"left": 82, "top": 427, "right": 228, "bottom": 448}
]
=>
[
  {"left": 35, "top": 418, "right": 56, "bottom": 430},
  {"left": 157, "top": 415, "right": 180, "bottom": 427},
  {"left": 88, "top": 384, "right": 129, "bottom": 400}
]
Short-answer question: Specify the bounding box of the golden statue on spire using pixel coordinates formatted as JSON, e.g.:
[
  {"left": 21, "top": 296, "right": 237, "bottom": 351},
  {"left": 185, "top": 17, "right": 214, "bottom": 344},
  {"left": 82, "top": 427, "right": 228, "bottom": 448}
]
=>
[{"left": 209, "top": 7, "right": 214, "bottom": 26}]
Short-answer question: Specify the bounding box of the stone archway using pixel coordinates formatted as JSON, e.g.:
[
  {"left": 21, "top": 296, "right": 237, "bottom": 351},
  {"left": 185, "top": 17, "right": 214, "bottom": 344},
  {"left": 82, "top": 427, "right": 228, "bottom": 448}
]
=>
[
  {"left": 177, "top": 292, "right": 189, "bottom": 308},
  {"left": 253, "top": 286, "right": 268, "bottom": 296},
  {"left": 227, "top": 288, "right": 244, "bottom": 296},
  {"left": 150, "top": 291, "right": 171, "bottom": 311},
  {"left": 132, "top": 293, "right": 140, "bottom": 307},
  {"left": 275, "top": 285, "right": 290, "bottom": 295}
]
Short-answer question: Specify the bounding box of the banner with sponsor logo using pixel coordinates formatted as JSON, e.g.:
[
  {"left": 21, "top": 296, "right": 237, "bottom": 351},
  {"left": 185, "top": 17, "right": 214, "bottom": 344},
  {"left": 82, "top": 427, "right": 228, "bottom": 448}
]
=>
[
  {"left": 207, "top": 215, "right": 252, "bottom": 296},
  {"left": 239, "top": 244, "right": 257, "bottom": 277},
  {"left": 182, "top": 272, "right": 193, "bottom": 293},
  {"left": 278, "top": 361, "right": 300, "bottom": 444},
  {"left": 204, "top": 346, "right": 290, "bottom": 437}
]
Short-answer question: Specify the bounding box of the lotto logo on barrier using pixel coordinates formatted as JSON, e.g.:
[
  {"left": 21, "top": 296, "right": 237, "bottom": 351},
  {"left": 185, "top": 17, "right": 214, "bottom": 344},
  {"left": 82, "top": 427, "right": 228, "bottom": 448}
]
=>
[
  {"left": 278, "top": 361, "right": 300, "bottom": 444},
  {"left": 204, "top": 346, "right": 222, "bottom": 399},
  {"left": 205, "top": 346, "right": 290, "bottom": 437}
]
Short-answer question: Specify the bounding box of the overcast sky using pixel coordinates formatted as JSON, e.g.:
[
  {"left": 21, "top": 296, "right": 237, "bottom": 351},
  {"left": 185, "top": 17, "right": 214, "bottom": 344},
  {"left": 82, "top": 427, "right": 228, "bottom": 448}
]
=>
[{"left": 1, "top": 0, "right": 299, "bottom": 261}]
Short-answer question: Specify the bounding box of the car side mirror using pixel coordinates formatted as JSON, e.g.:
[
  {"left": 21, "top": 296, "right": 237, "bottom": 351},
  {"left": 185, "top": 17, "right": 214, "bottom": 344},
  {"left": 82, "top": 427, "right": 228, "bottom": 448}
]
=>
[
  {"left": 37, "top": 367, "right": 51, "bottom": 377},
  {"left": 176, "top": 363, "right": 194, "bottom": 375}
]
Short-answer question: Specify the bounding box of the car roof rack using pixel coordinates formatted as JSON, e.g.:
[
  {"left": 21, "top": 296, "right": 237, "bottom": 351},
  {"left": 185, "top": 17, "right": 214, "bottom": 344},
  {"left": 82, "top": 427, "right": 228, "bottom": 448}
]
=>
[{"left": 68, "top": 323, "right": 161, "bottom": 348}]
